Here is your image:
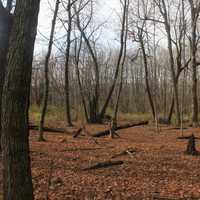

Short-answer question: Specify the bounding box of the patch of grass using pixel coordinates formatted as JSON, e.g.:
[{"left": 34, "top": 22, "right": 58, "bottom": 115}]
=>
[
  {"left": 118, "top": 112, "right": 152, "bottom": 122},
  {"left": 105, "top": 108, "right": 152, "bottom": 122},
  {"left": 29, "top": 105, "right": 65, "bottom": 124}
]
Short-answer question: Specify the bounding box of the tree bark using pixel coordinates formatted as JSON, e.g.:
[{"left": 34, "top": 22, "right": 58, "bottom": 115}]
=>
[
  {"left": 0, "top": 1, "right": 13, "bottom": 150},
  {"left": 1, "top": 0, "right": 40, "bottom": 199},
  {"left": 188, "top": 1, "right": 199, "bottom": 126}
]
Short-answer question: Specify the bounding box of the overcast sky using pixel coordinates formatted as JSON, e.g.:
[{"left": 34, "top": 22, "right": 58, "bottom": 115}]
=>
[{"left": 35, "top": 0, "right": 121, "bottom": 56}]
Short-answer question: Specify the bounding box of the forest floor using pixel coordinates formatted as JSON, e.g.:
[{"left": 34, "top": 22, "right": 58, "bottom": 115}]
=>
[{"left": 1, "top": 122, "right": 200, "bottom": 200}]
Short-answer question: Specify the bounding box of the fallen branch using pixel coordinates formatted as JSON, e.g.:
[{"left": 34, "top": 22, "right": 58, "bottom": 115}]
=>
[
  {"left": 83, "top": 160, "right": 123, "bottom": 171},
  {"left": 93, "top": 121, "right": 148, "bottom": 137},
  {"left": 111, "top": 147, "right": 137, "bottom": 158},
  {"left": 177, "top": 136, "right": 200, "bottom": 140},
  {"left": 29, "top": 125, "right": 66, "bottom": 133},
  {"left": 166, "top": 127, "right": 187, "bottom": 131},
  {"left": 73, "top": 128, "right": 83, "bottom": 138},
  {"left": 73, "top": 126, "right": 99, "bottom": 144}
]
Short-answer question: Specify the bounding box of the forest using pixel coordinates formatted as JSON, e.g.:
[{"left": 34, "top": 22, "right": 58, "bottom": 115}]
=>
[{"left": 1, "top": 0, "right": 200, "bottom": 199}]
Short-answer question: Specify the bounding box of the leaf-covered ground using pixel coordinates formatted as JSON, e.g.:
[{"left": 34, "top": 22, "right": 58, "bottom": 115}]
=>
[{"left": 1, "top": 124, "right": 200, "bottom": 200}]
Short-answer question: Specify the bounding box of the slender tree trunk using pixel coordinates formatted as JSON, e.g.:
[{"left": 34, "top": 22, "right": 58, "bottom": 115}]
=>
[
  {"left": 99, "top": 0, "right": 127, "bottom": 120},
  {"left": 140, "top": 38, "right": 155, "bottom": 120},
  {"left": 64, "top": 0, "right": 73, "bottom": 126},
  {"left": 74, "top": 38, "right": 89, "bottom": 123},
  {"left": 164, "top": 20, "right": 181, "bottom": 125},
  {"left": 167, "top": 94, "right": 174, "bottom": 123},
  {"left": 1, "top": 0, "right": 40, "bottom": 199},
  {"left": 112, "top": 0, "right": 129, "bottom": 133},
  {"left": 153, "top": 0, "right": 181, "bottom": 125},
  {"left": 39, "top": 0, "right": 60, "bottom": 141}
]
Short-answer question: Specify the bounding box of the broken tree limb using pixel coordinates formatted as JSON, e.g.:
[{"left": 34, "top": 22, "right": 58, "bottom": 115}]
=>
[
  {"left": 83, "top": 160, "right": 123, "bottom": 171},
  {"left": 73, "top": 128, "right": 83, "bottom": 138},
  {"left": 93, "top": 121, "right": 148, "bottom": 137}
]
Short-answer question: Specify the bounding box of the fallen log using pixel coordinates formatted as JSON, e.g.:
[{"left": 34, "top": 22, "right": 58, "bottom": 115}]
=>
[
  {"left": 93, "top": 121, "right": 148, "bottom": 138},
  {"left": 29, "top": 125, "right": 66, "bottom": 133},
  {"left": 83, "top": 160, "right": 123, "bottom": 171}
]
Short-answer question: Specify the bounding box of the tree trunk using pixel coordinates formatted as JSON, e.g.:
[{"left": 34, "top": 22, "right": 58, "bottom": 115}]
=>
[
  {"left": 39, "top": 0, "right": 60, "bottom": 141},
  {"left": 1, "top": 0, "right": 40, "bottom": 199},
  {"left": 165, "top": 22, "right": 181, "bottom": 126},
  {"left": 191, "top": 22, "right": 198, "bottom": 126},
  {"left": 112, "top": 0, "right": 129, "bottom": 129},
  {"left": 167, "top": 94, "right": 174, "bottom": 124},
  {"left": 64, "top": 0, "right": 73, "bottom": 126},
  {"left": 140, "top": 38, "right": 155, "bottom": 120},
  {"left": 99, "top": 1, "right": 127, "bottom": 120},
  {"left": 74, "top": 38, "right": 89, "bottom": 123},
  {"left": 0, "top": 2, "right": 13, "bottom": 151},
  {"left": 188, "top": 0, "right": 200, "bottom": 127}
]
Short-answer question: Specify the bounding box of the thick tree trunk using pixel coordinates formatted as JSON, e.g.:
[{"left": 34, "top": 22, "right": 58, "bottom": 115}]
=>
[
  {"left": 39, "top": 0, "right": 60, "bottom": 141},
  {"left": 191, "top": 23, "right": 198, "bottom": 126},
  {"left": 1, "top": 0, "right": 40, "bottom": 199},
  {"left": 192, "top": 64, "right": 198, "bottom": 126},
  {"left": 0, "top": 3, "right": 13, "bottom": 150},
  {"left": 188, "top": 0, "right": 199, "bottom": 127}
]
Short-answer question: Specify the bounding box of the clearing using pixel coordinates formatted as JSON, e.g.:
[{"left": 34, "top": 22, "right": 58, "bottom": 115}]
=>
[{"left": 1, "top": 123, "right": 200, "bottom": 200}]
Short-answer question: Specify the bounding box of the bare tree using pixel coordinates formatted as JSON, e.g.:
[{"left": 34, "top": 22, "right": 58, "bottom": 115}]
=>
[
  {"left": 151, "top": 0, "right": 181, "bottom": 125},
  {"left": 111, "top": 0, "right": 129, "bottom": 134},
  {"left": 74, "top": 0, "right": 100, "bottom": 123},
  {"left": 99, "top": 0, "right": 128, "bottom": 121},
  {"left": 39, "top": 0, "right": 60, "bottom": 141}
]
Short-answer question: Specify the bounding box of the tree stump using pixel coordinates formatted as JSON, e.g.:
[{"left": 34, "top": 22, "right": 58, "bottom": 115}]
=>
[
  {"left": 186, "top": 134, "right": 198, "bottom": 155},
  {"left": 177, "top": 134, "right": 199, "bottom": 155}
]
